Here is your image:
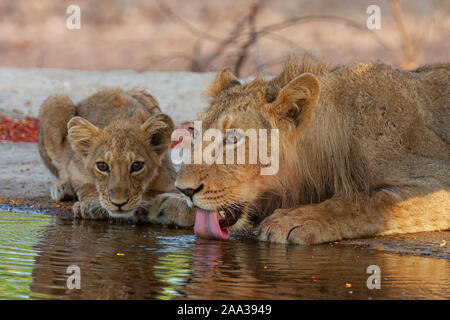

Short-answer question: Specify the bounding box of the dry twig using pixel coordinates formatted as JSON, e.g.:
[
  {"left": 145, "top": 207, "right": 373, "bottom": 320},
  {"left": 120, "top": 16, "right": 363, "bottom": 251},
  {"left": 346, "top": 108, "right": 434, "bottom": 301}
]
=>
[
  {"left": 389, "top": 0, "right": 416, "bottom": 69},
  {"left": 148, "top": 1, "right": 393, "bottom": 75}
]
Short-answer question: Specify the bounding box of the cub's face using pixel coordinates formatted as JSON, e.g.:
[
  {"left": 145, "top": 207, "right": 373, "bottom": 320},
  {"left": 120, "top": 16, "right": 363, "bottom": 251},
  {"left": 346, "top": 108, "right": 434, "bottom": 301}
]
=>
[
  {"left": 176, "top": 68, "right": 320, "bottom": 233},
  {"left": 68, "top": 111, "right": 173, "bottom": 218}
]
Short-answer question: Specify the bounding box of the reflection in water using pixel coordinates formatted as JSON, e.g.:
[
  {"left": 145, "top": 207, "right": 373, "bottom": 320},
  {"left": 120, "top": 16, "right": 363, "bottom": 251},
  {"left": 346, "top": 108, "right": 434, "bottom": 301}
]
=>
[
  {"left": 0, "top": 211, "right": 448, "bottom": 299},
  {"left": 0, "top": 212, "right": 52, "bottom": 299}
]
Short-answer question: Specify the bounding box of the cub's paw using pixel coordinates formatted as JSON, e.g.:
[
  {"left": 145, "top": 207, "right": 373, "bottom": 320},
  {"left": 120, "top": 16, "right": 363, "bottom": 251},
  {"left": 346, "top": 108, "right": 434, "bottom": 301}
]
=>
[
  {"left": 146, "top": 193, "right": 195, "bottom": 227},
  {"left": 256, "top": 208, "right": 324, "bottom": 245},
  {"left": 73, "top": 200, "right": 109, "bottom": 220},
  {"left": 50, "top": 180, "right": 75, "bottom": 201}
]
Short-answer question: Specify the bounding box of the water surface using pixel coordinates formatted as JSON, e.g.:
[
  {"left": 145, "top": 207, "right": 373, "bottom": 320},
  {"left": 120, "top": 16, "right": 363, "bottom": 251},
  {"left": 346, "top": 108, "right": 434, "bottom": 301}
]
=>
[{"left": 0, "top": 211, "right": 448, "bottom": 299}]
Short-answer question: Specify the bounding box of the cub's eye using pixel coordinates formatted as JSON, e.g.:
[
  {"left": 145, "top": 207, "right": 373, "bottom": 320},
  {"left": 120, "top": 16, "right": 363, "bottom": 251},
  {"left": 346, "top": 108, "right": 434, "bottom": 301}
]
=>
[
  {"left": 131, "top": 161, "right": 144, "bottom": 173},
  {"left": 224, "top": 131, "right": 243, "bottom": 145},
  {"left": 96, "top": 162, "right": 109, "bottom": 172}
]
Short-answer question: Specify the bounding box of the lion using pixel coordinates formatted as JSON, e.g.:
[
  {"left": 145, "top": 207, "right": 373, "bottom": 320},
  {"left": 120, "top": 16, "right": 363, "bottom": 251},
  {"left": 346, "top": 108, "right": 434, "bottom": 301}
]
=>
[
  {"left": 175, "top": 57, "right": 450, "bottom": 244},
  {"left": 38, "top": 88, "right": 194, "bottom": 226}
]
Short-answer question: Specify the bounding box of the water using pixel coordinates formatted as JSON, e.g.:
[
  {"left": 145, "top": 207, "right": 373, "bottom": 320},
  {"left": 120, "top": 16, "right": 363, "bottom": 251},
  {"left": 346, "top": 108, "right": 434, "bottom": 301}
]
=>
[{"left": 0, "top": 210, "right": 448, "bottom": 300}]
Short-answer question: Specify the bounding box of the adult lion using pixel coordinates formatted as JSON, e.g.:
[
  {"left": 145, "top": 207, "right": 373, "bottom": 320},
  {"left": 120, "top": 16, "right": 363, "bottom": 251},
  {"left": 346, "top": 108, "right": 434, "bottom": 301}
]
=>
[{"left": 175, "top": 57, "right": 450, "bottom": 244}]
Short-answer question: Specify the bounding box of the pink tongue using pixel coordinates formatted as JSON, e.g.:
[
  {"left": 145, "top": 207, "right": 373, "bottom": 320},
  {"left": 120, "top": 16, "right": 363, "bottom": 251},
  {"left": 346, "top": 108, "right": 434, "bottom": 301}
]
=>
[{"left": 194, "top": 208, "right": 230, "bottom": 240}]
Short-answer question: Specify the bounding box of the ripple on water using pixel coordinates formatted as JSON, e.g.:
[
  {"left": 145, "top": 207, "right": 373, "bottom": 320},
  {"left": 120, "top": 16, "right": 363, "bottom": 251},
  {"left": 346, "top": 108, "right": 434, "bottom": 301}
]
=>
[{"left": 0, "top": 210, "right": 448, "bottom": 300}]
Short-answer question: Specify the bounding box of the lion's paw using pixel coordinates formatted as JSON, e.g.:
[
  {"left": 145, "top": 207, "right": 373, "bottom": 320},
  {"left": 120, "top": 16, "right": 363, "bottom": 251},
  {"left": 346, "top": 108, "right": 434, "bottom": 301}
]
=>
[
  {"left": 256, "top": 208, "right": 323, "bottom": 245},
  {"left": 146, "top": 193, "right": 195, "bottom": 227},
  {"left": 73, "top": 200, "right": 109, "bottom": 220},
  {"left": 50, "top": 179, "right": 75, "bottom": 201}
]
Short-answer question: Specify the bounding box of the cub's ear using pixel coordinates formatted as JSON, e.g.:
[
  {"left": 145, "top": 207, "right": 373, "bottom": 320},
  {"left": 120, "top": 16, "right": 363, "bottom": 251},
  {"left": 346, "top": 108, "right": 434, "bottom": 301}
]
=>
[
  {"left": 271, "top": 73, "right": 320, "bottom": 129},
  {"left": 206, "top": 67, "right": 241, "bottom": 101},
  {"left": 67, "top": 117, "right": 101, "bottom": 157},
  {"left": 140, "top": 113, "right": 174, "bottom": 156}
]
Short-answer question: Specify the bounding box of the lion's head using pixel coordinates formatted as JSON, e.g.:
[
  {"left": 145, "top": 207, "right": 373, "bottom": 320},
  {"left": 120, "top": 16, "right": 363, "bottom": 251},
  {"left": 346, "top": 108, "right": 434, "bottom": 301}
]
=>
[
  {"left": 68, "top": 109, "right": 174, "bottom": 218},
  {"left": 175, "top": 58, "right": 328, "bottom": 238}
]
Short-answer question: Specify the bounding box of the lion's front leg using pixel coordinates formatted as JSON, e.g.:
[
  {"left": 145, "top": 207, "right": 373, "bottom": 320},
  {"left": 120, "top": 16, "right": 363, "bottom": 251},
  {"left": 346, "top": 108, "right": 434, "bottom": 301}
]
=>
[
  {"left": 138, "top": 193, "right": 195, "bottom": 227},
  {"left": 73, "top": 199, "right": 110, "bottom": 220},
  {"left": 72, "top": 183, "right": 110, "bottom": 220},
  {"left": 257, "top": 188, "right": 450, "bottom": 244},
  {"left": 51, "top": 178, "right": 75, "bottom": 201},
  {"left": 256, "top": 197, "right": 380, "bottom": 245},
  {"left": 256, "top": 206, "right": 337, "bottom": 245}
]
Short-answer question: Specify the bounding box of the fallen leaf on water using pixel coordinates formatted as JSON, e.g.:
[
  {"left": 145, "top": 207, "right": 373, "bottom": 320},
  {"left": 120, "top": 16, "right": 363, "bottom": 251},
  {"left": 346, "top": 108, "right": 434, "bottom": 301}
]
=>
[
  {"left": 116, "top": 253, "right": 125, "bottom": 256},
  {"left": 345, "top": 283, "right": 352, "bottom": 288}
]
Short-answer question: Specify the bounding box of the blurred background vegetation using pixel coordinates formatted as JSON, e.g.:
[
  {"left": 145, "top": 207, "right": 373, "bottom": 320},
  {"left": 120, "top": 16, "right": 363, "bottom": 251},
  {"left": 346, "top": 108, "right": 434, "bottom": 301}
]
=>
[{"left": 0, "top": 0, "right": 448, "bottom": 76}]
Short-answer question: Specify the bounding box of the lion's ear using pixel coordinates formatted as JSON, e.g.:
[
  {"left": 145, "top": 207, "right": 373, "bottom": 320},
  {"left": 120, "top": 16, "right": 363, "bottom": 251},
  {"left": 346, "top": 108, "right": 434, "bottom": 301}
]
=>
[
  {"left": 206, "top": 68, "right": 241, "bottom": 100},
  {"left": 141, "top": 113, "right": 174, "bottom": 156},
  {"left": 67, "top": 117, "right": 101, "bottom": 157},
  {"left": 271, "top": 73, "right": 320, "bottom": 128}
]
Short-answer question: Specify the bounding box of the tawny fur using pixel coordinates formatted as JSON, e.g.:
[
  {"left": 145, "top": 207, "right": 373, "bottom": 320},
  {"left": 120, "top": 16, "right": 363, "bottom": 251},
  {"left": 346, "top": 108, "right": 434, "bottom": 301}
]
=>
[
  {"left": 39, "top": 88, "right": 194, "bottom": 226},
  {"left": 176, "top": 56, "right": 450, "bottom": 244}
]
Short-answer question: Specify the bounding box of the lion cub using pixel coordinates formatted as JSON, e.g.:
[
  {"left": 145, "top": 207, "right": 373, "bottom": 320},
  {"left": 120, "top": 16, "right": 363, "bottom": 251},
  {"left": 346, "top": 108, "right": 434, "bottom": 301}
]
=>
[{"left": 38, "top": 88, "right": 194, "bottom": 226}]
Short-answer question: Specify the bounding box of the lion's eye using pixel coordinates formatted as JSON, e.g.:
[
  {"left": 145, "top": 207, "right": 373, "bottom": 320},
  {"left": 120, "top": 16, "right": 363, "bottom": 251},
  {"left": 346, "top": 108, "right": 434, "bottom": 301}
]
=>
[
  {"left": 189, "top": 126, "right": 203, "bottom": 146},
  {"left": 96, "top": 162, "right": 109, "bottom": 172},
  {"left": 131, "top": 161, "right": 144, "bottom": 173},
  {"left": 188, "top": 126, "right": 194, "bottom": 136},
  {"left": 224, "top": 131, "right": 242, "bottom": 145}
]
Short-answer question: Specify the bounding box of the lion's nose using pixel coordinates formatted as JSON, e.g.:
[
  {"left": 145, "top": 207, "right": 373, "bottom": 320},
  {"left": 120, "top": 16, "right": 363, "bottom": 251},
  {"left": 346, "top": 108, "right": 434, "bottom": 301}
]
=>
[
  {"left": 176, "top": 184, "right": 204, "bottom": 197},
  {"left": 109, "top": 187, "right": 129, "bottom": 210},
  {"left": 110, "top": 199, "right": 128, "bottom": 210}
]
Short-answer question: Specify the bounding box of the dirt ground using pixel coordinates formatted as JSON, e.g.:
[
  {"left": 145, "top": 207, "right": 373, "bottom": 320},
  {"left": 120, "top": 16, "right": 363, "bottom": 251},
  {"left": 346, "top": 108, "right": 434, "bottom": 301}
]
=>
[{"left": 0, "top": 67, "right": 215, "bottom": 123}]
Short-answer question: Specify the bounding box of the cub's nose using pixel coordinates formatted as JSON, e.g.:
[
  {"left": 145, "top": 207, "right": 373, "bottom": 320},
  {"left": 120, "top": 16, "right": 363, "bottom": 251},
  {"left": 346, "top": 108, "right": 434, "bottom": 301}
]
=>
[
  {"left": 176, "top": 184, "right": 204, "bottom": 197},
  {"left": 110, "top": 199, "right": 128, "bottom": 210},
  {"left": 109, "top": 188, "right": 129, "bottom": 210}
]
